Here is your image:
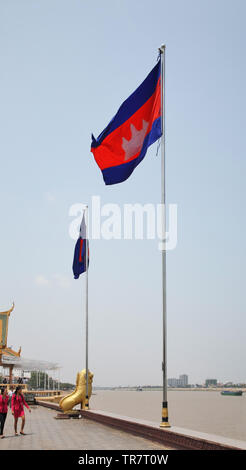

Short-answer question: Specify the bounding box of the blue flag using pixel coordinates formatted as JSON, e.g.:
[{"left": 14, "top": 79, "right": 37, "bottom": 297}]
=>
[{"left": 72, "top": 213, "right": 89, "bottom": 279}]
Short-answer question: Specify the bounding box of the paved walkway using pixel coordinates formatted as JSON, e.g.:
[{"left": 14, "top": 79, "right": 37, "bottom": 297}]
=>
[{"left": 0, "top": 406, "right": 171, "bottom": 450}]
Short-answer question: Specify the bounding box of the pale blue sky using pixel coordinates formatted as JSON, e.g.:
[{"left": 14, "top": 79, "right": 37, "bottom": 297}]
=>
[{"left": 0, "top": 0, "right": 245, "bottom": 386}]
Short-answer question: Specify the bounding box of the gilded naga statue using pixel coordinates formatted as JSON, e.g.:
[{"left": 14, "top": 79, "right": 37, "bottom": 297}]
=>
[{"left": 59, "top": 369, "right": 93, "bottom": 414}]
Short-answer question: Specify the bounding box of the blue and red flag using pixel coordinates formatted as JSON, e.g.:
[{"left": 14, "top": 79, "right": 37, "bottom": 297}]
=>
[
  {"left": 91, "top": 60, "right": 162, "bottom": 185},
  {"left": 72, "top": 212, "right": 89, "bottom": 279}
]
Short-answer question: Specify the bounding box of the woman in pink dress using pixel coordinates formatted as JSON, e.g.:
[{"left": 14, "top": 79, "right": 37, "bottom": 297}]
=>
[
  {"left": 11, "top": 386, "right": 31, "bottom": 435},
  {"left": 0, "top": 388, "right": 9, "bottom": 438}
]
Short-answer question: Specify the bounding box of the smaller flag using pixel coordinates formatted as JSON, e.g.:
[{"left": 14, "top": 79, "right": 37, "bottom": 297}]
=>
[{"left": 72, "top": 212, "right": 89, "bottom": 279}]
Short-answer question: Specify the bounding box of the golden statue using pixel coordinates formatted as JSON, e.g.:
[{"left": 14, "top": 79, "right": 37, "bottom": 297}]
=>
[{"left": 59, "top": 369, "right": 93, "bottom": 413}]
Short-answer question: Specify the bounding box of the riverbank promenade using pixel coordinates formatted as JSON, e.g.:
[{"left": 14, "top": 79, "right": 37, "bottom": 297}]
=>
[{"left": 0, "top": 406, "right": 171, "bottom": 450}]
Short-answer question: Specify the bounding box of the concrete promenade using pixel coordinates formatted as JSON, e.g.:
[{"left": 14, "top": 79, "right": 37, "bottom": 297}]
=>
[{"left": 0, "top": 406, "right": 171, "bottom": 450}]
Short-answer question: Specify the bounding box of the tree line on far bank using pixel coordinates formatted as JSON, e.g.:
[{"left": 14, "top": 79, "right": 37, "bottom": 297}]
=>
[{"left": 0, "top": 372, "right": 74, "bottom": 391}]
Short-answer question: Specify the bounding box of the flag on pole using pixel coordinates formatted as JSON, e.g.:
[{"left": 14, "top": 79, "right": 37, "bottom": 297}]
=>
[
  {"left": 72, "top": 212, "right": 89, "bottom": 279},
  {"left": 91, "top": 60, "right": 162, "bottom": 185}
]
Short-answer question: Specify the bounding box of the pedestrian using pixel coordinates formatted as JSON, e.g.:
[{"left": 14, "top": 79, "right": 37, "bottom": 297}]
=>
[
  {"left": 3, "top": 378, "right": 7, "bottom": 384},
  {"left": 8, "top": 386, "right": 14, "bottom": 408},
  {"left": 11, "top": 386, "right": 31, "bottom": 436},
  {"left": 0, "top": 388, "right": 9, "bottom": 439}
]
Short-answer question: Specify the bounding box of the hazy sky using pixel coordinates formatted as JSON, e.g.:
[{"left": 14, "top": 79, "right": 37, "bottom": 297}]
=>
[{"left": 0, "top": 0, "right": 245, "bottom": 386}]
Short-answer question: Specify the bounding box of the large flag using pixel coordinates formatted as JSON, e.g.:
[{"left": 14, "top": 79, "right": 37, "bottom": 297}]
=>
[
  {"left": 91, "top": 60, "right": 162, "bottom": 185},
  {"left": 72, "top": 212, "right": 89, "bottom": 279}
]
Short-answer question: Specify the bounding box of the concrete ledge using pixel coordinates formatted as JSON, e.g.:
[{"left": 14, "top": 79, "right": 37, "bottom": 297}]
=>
[
  {"left": 80, "top": 410, "right": 245, "bottom": 450},
  {"left": 36, "top": 400, "right": 61, "bottom": 411},
  {"left": 36, "top": 400, "right": 246, "bottom": 450}
]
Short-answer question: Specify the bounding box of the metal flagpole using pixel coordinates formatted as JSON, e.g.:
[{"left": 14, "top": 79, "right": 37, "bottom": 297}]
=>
[
  {"left": 84, "top": 205, "right": 89, "bottom": 410},
  {"left": 159, "top": 44, "right": 170, "bottom": 427}
]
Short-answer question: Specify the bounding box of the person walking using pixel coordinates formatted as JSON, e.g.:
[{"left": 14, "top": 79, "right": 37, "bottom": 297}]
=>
[
  {"left": 0, "top": 388, "right": 9, "bottom": 439},
  {"left": 11, "top": 386, "right": 31, "bottom": 436},
  {"left": 8, "top": 386, "right": 14, "bottom": 408}
]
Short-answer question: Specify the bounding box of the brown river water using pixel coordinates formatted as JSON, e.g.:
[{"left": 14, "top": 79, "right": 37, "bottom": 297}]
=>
[{"left": 90, "top": 390, "right": 246, "bottom": 442}]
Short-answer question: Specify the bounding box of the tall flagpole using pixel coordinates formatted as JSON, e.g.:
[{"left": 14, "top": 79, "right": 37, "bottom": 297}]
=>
[
  {"left": 159, "top": 44, "right": 170, "bottom": 428},
  {"left": 85, "top": 204, "right": 89, "bottom": 410}
]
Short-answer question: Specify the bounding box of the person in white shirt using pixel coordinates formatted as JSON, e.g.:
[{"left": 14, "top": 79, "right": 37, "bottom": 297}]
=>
[{"left": 8, "top": 386, "right": 14, "bottom": 408}]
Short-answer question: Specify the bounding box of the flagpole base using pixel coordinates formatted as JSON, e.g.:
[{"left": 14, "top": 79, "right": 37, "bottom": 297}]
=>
[
  {"left": 160, "top": 421, "right": 171, "bottom": 428},
  {"left": 84, "top": 395, "right": 89, "bottom": 410},
  {"left": 160, "top": 401, "right": 171, "bottom": 428}
]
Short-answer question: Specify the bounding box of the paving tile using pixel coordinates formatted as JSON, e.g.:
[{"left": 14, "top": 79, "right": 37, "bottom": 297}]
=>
[{"left": 0, "top": 406, "right": 171, "bottom": 450}]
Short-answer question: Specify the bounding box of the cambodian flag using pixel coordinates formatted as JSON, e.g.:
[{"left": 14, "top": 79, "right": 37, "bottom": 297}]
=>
[
  {"left": 72, "top": 212, "right": 89, "bottom": 279},
  {"left": 91, "top": 60, "right": 162, "bottom": 185}
]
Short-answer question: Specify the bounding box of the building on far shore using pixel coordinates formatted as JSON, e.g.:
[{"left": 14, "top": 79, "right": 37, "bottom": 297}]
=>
[
  {"left": 168, "top": 374, "right": 189, "bottom": 388},
  {"left": 179, "top": 374, "right": 188, "bottom": 387},
  {"left": 205, "top": 378, "right": 217, "bottom": 387}
]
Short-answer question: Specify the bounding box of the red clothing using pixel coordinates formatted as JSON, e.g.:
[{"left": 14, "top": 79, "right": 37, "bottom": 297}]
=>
[
  {"left": 0, "top": 395, "right": 9, "bottom": 413},
  {"left": 11, "top": 393, "right": 29, "bottom": 418}
]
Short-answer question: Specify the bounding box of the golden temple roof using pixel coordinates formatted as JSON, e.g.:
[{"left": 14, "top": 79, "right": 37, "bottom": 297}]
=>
[{"left": 0, "top": 303, "right": 21, "bottom": 360}]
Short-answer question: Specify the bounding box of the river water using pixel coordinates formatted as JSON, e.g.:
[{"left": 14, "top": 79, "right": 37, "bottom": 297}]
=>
[{"left": 90, "top": 390, "right": 246, "bottom": 442}]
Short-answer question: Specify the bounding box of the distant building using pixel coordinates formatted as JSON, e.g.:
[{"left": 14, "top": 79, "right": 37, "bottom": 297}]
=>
[
  {"left": 205, "top": 379, "right": 217, "bottom": 387},
  {"left": 224, "top": 382, "right": 233, "bottom": 387},
  {"left": 179, "top": 374, "right": 188, "bottom": 387},
  {"left": 168, "top": 378, "right": 178, "bottom": 387},
  {"left": 168, "top": 374, "right": 189, "bottom": 388}
]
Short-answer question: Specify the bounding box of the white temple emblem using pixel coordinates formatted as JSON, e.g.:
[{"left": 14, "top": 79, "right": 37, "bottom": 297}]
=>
[{"left": 122, "top": 120, "right": 149, "bottom": 161}]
